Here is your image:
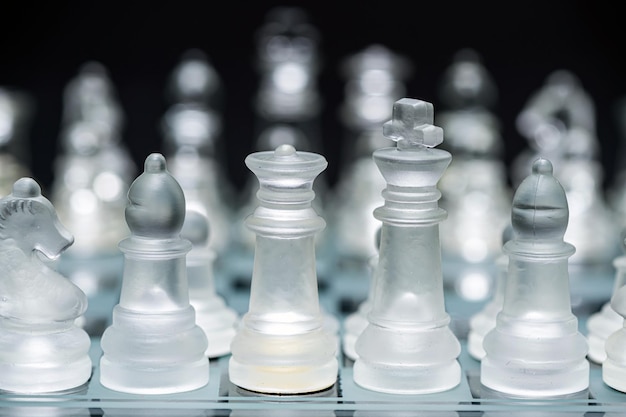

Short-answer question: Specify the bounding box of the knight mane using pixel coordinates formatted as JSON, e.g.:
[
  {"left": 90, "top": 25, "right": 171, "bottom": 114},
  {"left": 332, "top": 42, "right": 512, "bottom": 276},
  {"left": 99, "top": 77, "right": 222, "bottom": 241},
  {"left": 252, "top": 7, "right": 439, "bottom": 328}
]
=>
[{"left": 0, "top": 198, "right": 36, "bottom": 229}]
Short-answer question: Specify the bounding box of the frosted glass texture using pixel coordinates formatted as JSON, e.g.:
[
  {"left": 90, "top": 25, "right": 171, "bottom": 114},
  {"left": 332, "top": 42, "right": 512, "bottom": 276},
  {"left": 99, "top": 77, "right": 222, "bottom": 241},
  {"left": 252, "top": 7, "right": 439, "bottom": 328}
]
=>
[{"left": 0, "top": 177, "right": 92, "bottom": 393}]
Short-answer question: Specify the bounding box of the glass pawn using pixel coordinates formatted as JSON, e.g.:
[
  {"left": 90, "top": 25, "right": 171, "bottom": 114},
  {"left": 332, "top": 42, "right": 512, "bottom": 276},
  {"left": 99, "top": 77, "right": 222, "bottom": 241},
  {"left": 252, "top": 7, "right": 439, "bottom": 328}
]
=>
[
  {"left": 466, "top": 225, "right": 513, "bottom": 361},
  {"left": 0, "top": 178, "right": 91, "bottom": 393},
  {"left": 481, "top": 158, "right": 589, "bottom": 398},
  {"left": 181, "top": 207, "right": 238, "bottom": 358},
  {"left": 99, "top": 153, "right": 209, "bottom": 394},
  {"left": 229, "top": 144, "right": 338, "bottom": 394},
  {"left": 353, "top": 98, "right": 461, "bottom": 394},
  {"left": 342, "top": 228, "right": 381, "bottom": 361},
  {"left": 604, "top": 288, "right": 626, "bottom": 392},
  {"left": 586, "top": 230, "right": 626, "bottom": 364}
]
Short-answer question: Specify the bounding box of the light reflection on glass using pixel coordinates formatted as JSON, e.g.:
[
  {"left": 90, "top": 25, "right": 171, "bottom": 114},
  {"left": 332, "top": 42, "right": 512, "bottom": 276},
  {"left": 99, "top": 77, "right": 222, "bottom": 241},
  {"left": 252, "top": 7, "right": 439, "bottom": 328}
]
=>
[
  {"left": 93, "top": 172, "right": 123, "bottom": 202},
  {"left": 456, "top": 271, "right": 491, "bottom": 301}
]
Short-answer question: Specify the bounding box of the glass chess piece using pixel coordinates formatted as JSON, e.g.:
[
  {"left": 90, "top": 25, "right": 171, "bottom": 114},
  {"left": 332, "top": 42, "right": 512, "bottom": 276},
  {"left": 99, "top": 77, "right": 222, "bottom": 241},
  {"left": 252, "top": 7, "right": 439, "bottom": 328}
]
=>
[
  {"left": 229, "top": 144, "right": 338, "bottom": 394},
  {"left": 603, "top": 267, "right": 626, "bottom": 392},
  {"left": 62, "top": 61, "right": 124, "bottom": 128},
  {"left": 0, "top": 178, "right": 92, "bottom": 393},
  {"left": 235, "top": 7, "right": 328, "bottom": 258},
  {"left": 166, "top": 48, "right": 224, "bottom": 109},
  {"left": 436, "top": 49, "right": 511, "bottom": 269},
  {"left": 0, "top": 87, "right": 33, "bottom": 197},
  {"left": 342, "top": 228, "right": 381, "bottom": 361},
  {"left": 99, "top": 153, "right": 209, "bottom": 394},
  {"left": 466, "top": 225, "right": 513, "bottom": 361},
  {"left": 51, "top": 62, "right": 136, "bottom": 335},
  {"left": 607, "top": 97, "right": 626, "bottom": 229},
  {"left": 253, "top": 6, "right": 322, "bottom": 123},
  {"left": 556, "top": 127, "right": 619, "bottom": 266},
  {"left": 234, "top": 11, "right": 330, "bottom": 271},
  {"left": 512, "top": 70, "right": 619, "bottom": 267},
  {"left": 353, "top": 98, "right": 462, "bottom": 394},
  {"left": 481, "top": 158, "right": 589, "bottom": 398},
  {"left": 587, "top": 230, "right": 626, "bottom": 364},
  {"left": 235, "top": 124, "right": 325, "bottom": 255},
  {"left": 162, "top": 102, "right": 233, "bottom": 255},
  {"left": 180, "top": 207, "right": 238, "bottom": 358},
  {"left": 330, "top": 44, "right": 412, "bottom": 264},
  {"left": 52, "top": 118, "right": 133, "bottom": 257},
  {"left": 162, "top": 49, "right": 235, "bottom": 255},
  {"left": 512, "top": 70, "right": 595, "bottom": 188}
]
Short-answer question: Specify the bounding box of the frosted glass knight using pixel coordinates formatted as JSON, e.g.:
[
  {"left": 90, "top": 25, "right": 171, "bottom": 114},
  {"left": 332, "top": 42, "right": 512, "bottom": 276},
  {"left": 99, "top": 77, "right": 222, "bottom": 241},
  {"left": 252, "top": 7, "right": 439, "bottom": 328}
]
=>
[{"left": 0, "top": 178, "right": 91, "bottom": 393}]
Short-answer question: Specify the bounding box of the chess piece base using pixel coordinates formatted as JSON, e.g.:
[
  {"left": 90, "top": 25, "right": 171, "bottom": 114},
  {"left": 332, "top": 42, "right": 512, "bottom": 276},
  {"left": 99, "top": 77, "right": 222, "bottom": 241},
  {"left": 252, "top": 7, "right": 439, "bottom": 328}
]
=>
[
  {"left": 467, "top": 300, "right": 501, "bottom": 361},
  {"left": 354, "top": 323, "right": 462, "bottom": 394},
  {"left": 481, "top": 356, "right": 589, "bottom": 397},
  {"left": 99, "top": 305, "right": 209, "bottom": 394},
  {"left": 342, "top": 306, "right": 369, "bottom": 361},
  {"left": 603, "top": 359, "right": 626, "bottom": 393},
  {"left": 0, "top": 326, "right": 92, "bottom": 394},
  {"left": 195, "top": 305, "right": 238, "bottom": 358},
  {"left": 586, "top": 302, "right": 623, "bottom": 364},
  {"left": 228, "top": 356, "right": 338, "bottom": 395},
  {"left": 99, "top": 356, "right": 209, "bottom": 395},
  {"left": 353, "top": 357, "right": 461, "bottom": 395},
  {"left": 229, "top": 326, "right": 338, "bottom": 394}
]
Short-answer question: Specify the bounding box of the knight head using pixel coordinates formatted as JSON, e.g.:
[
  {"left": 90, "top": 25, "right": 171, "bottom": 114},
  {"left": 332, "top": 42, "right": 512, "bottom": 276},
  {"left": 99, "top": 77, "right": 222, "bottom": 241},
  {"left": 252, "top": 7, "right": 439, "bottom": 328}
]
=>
[{"left": 0, "top": 178, "right": 74, "bottom": 259}]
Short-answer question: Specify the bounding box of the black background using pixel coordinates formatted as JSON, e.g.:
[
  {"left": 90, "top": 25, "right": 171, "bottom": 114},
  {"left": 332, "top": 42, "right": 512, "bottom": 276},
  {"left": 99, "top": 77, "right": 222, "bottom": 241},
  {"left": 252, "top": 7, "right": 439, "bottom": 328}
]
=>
[{"left": 2, "top": 1, "right": 625, "bottom": 194}]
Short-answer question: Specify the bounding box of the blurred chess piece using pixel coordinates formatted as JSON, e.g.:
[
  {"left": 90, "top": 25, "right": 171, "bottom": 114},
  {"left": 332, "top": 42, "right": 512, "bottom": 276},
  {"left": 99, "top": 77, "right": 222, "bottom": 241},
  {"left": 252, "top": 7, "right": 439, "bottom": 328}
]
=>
[
  {"left": 481, "top": 158, "right": 589, "bottom": 398},
  {"left": 607, "top": 97, "right": 626, "bottom": 229},
  {"left": 467, "top": 225, "right": 512, "bottom": 361},
  {"left": 0, "top": 178, "right": 91, "bottom": 393},
  {"left": 330, "top": 44, "right": 412, "bottom": 265},
  {"left": 61, "top": 61, "right": 125, "bottom": 133},
  {"left": 99, "top": 153, "right": 209, "bottom": 394},
  {"left": 512, "top": 70, "right": 595, "bottom": 187},
  {"left": 181, "top": 208, "right": 238, "bottom": 358},
  {"left": 0, "top": 87, "right": 33, "bottom": 196},
  {"left": 162, "top": 97, "right": 233, "bottom": 255},
  {"left": 604, "top": 262, "right": 626, "bottom": 392},
  {"left": 586, "top": 230, "right": 626, "bottom": 364},
  {"left": 253, "top": 6, "right": 323, "bottom": 131},
  {"left": 52, "top": 61, "right": 134, "bottom": 255},
  {"left": 166, "top": 48, "right": 224, "bottom": 109},
  {"left": 557, "top": 127, "right": 620, "bottom": 266},
  {"left": 512, "top": 70, "right": 619, "bottom": 267},
  {"left": 342, "top": 227, "right": 381, "bottom": 361},
  {"left": 436, "top": 49, "right": 511, "bottom": 272},
  {"left": 51, "top": 62, "right": 136, "bottom": 335},
  {"left": 235, "top": 7, "right": 326, "bottom": 255}
]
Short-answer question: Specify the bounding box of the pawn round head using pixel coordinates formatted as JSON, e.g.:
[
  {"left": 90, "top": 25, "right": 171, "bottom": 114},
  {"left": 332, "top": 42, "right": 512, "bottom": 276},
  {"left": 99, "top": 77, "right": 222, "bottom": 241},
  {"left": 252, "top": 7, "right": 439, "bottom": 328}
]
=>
[
  {"left": 511, "top": 158, "right": 569, "bottom": 242},
  {"left": 125, "top": 153, "right": 186, "bottom": 239}
]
